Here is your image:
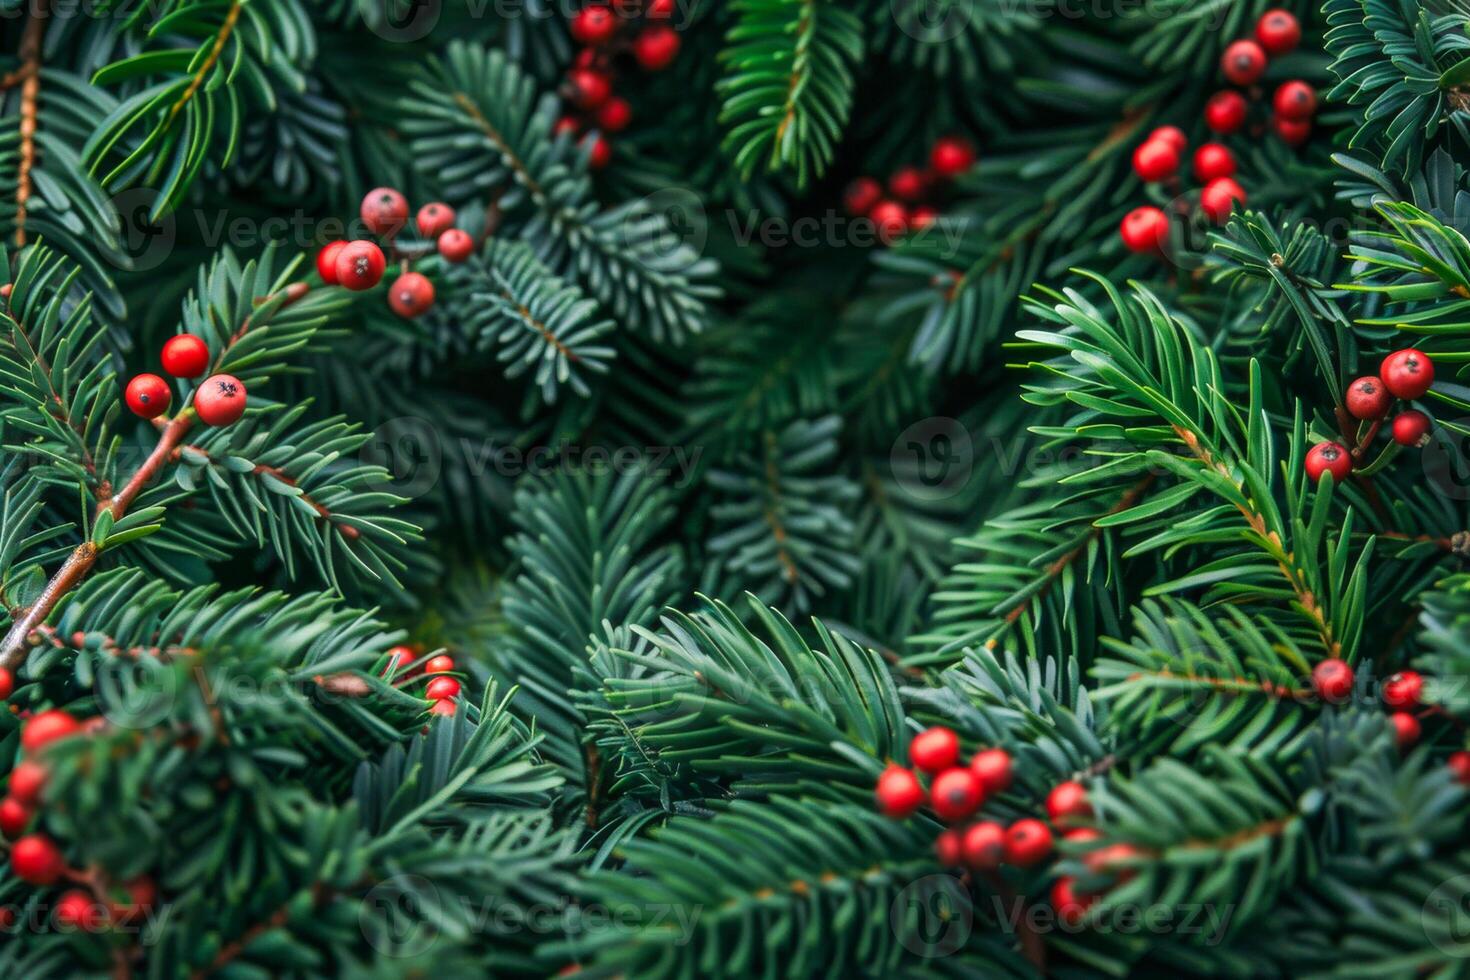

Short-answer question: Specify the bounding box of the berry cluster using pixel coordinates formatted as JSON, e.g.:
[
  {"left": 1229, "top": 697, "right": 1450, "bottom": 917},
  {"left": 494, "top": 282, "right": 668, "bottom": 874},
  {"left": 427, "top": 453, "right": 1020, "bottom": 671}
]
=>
[
  {"left": 4, "top": 710, "right": 157, "bottom": 931},
  {"left": 1304, "top": 348, "right": 1435, "bottom": 485},
  {"left": 1121, "top": 124, "right": 1245, "bottom": 255},
  {"left": 1311, "top": 659, "right": 1428, "bottom": 750},
  {"left": 318, "top": 188, "right": 476, "bottom": 319},
  {"left": 874, "top": 726, "right": 1137, "bottom": 926},
  {"left": 1214, "top": 10, "right": 1317, "bottom": 146},
  {"left": 842, "top": 136, "right": 978, "bottom": 242},
  {"left": 383, "top": 644, "right": 463, "bottom": 717},
  {"left": 558, "top": 0, "right": 681, "bottom": 168},
  {"left": 124, "top": 334, "right": 245, "bottom": 427}
]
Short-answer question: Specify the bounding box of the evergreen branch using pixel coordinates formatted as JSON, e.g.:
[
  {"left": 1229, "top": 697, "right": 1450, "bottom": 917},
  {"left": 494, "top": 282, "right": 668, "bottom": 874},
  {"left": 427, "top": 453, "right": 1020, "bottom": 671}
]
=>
[{"left": 11, "top": 0, "right": 46, "bottom": 247}]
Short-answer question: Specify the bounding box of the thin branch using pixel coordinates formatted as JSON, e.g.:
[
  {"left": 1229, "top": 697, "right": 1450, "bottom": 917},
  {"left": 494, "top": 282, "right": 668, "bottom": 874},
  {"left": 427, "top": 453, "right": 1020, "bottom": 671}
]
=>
[{"left": 12, "top": 0, "right": 47, "bottom": 247}]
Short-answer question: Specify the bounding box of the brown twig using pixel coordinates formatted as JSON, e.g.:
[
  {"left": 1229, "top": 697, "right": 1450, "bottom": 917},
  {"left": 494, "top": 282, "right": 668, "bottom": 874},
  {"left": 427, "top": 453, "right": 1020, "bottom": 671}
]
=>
[{"left": 12, "top": 0, "right": 47, "bottom": 247}]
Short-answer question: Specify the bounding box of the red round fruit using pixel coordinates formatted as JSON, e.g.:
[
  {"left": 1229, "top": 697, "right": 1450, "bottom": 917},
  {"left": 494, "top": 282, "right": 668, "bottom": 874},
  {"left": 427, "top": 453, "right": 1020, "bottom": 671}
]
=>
[
  {"left": 10, "top": 833, "right": 64, "bottom": 884},
  {"left": 437, "top": 229, "right": 475, "bottom": 264},
  {"left": 568, "top": 68, "right": 612, "bottom": 110},
  {"left": 1383, "top": 670, "right": 1423, "bottom": 710},
  {"left": 844, "top": 178, "right": 883, "bottom": 217},
  {"left": 930, "top": 136, "right": 977, "bottom": 178},
  {"left": 1381, "top": 349, "right": 1434, "bottom": 399},
  {"left": 425, "top": 676, "right": 461, "bottom": 700},
  {"left": 316, "top": 241, "right": 347, "bottom": 284},
  {"left": 1205, "top": 90, "right": 1248, "bottom": 135},
  {"left": 0, "top": 668, "right": 11, "bottom": 700},
  {"left": 428, "top": 698, "right": 457, "bottom": 717},
  {"left": 194, "top": 374, "right": 246, "bottom": 427},
  {"left": 1132, "top": 139, "right": 1179, "bottom": 182},
  {"left": 1192, "top": 143, "right": 1236, "bottom": 182},
  {"left": 1003, "top": 819, "right": 1053, "bottom": 867},
  {"left": 1120, "top": 206, "right": 1169, "bottom": 255},
  {"left": 1346, "top": 376, "right": 1391, "bottom": 420},
  {"left": 161, "top": 334, "right": 210, "bottom": 379},
  {"left": 632, "top": 25, "right": 681, "bottom": 71},
  {"left": 1312, "top": 658, "right": 1354, "bottom": 704},
  {"left": 961, "top": 821, "right": 1007, "bottom": 870},
  {"left": 55, "top": 889, "right": 103, "bottom": 931},
  {"left": 22, "top": 710, "right": 80, "bottom": 753},
  {"left": 910, "top": 726, "right": 960, "bottom": 773},
  {"left": 387, "top": 272, "right": 435, "bottom": 319},
  {"left": 553, "top": 116, "right": 581, "bottom": 138},
  {"left": 1085, "top": 843, "right": 1141, "bottom": 877},
  {"left": 335, "top": 240, "right": 387, "bottom": 291},
  {"left": 910, "top": 207, "right": 938, "bottom": 232},
  {"left": 1255, "top": 9, "right": 1301, "bottom": 55},
  {"left": 416, "top": 203, "right": 456, "bottom": 239},
  {"left": 935, "top": 828, "right": 963, "bottom": 866},
  {"left": 1199, "top": 177, "right": 1247, "bottom": 224},
  {"left": 384, "top": 645, "right": 415, "bottom": 674},
  {"left": 360, "top": 187, "right": 409, "bottom": 238},
  {"left": 1064, "top": 827, "right": 1102, "bottom": 843},
  {"left": 125, "top": 373, "right": 171, "bottom": 420},
  {"left": 888, "top": 166, "right": 928, "bottom": 203},
  {"left": 1046, "top": 780, "right": 1092, "bottom": 825},
  {"left": 111, "top": 876, "right": 156, "bottom": 925},
  {"left": 1052, "top": 877, "right": 1096, "bottom": 926},
  {"left": 1304, "top": 442, "right": 1352, "bottom": 484},
  {"left": 1221, "top": 39, "right": 1267, "bottom": 86},
  {"left": 969, "top": 748, "right": 1013, "bottom": 793},
  {"left": 870, "top": 201, "right": 910, "bottom": 242},
  {"left": 875, "top": 765, "right": 925, "bottom": 818},
  {"left": 930, "top": 768, "right": 984, "bottom": 822},
  {"left": 1149, "top": 125, "right": 1187, "bottom": 152},
  {"left": 1392, "top": 410, "right": 1432, "bottom": 448},
  {"left": 424, "top": 655, "right": 455, "bottom": 674},
  {"left": 0, "top": 797, "right": 30, "bottom": 839},
  {"left": 1449, "top": 750, "right": 1470, "bottom": 785},
  {"left": 646, "top": 0, "right": 675, "bottom": 16},
  {"left": 596, "top": 96, "right": 633, "bottom": 133},
  {"left": 585, "top": 133, "right": 613, "bottom": 170},
  {"left": 1274, "top": 81, "right": 1317, "bottom": 122},
  {"left": 9, "top": 761, "right": 46, "bottom": 805},
  {"left": 1390, "top": 711, "right": 1420, "bottom": 749},
  {"left": 570, "top": 5, "right": 617, "bottom": 45},
  {"left": 1274, "top": 115, "right": 1312, "bottom": 146}
]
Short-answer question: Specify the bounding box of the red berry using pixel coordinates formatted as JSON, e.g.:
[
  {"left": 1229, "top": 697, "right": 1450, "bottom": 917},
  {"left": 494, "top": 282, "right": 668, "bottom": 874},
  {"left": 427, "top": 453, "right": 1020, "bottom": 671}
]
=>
[
  {"left": 875, "top": 765, "right": 925, "bottom": 818},
  {"left": 0, "top": 668, "right": 10, "bottom": 700},
  {"left": 1046, "top": 780, "right": 1092, "bottom": 825},
  {"left": 416, "top": 203, "right": 456, "bottom": 239},
  {"left": 930, "top": 768, "right": 984, "bottom": 822},
  {"left": 55, "top": 889, "right": 103, "bottom": 931},
  {"left": 553, "top": 116, "right": 581, "bottom": 138},
  {"left": 1383, "top": 671, "right": 1423, "bottom": 710},
  {"left": 1392, "top": 410, "right": 1432, "bottom": 447},
  {"left": 1204, "top": 90, "right": 1248, "bottom": 135},
  {"left": 1449, "top": 751, "right": 1470, "bottom": 784},
  {"left": 316, "top": 241, "right": 347, "bottom": 284},
  {"left": 428, "top": 698, "right": 457, "bottom": 717},
  {"left": 870, "top": 201, "right": 909, "bottom": 242},
  {"left": 1346, "top": 377, "right": 1392, "bottom": 420},
  {"left": 910, "top": 207, "right": 939, "bottom": 232},
  {"left": 10, "top": 833, "right": 64, "bottom": 884},
  {"left": 1132, "top": 139, "right": 1179, "bottom": 182},
  {"left": 632, "top": 25, "right": 680, "bottom": 71},
  {"left": 1003, "top": 819, "right": 1053, "bottom": 867},
  {"left": 1192, "top": 143, "right": 1236, "bottom": 182},
  {"left": 969, "top": 748, "right": 1013, "bottom": 793},
  {"left": 335, "top": 240, "right": 387, "bottom": 291},
  {"left": 161, "top": 334, "right": 211, "bottom": 379},
  {"left": 910, "top": 726, "right": 960, "bottom": 773},
  {"left": 1085, "top": 843, "right": 1141, "bottom": 878},
  {"left": 1312, "top": 658, "right": 1354, "bottom": 704},
  {"left": 388, "top": 272, "right": 435, "bottom": 319},
  {"left": 1381, "top": 349, "right": 1434, "bottom": 399},
  {"left": 568, "top": 68, "right": 612, "bottom": 110},
  {"left": 646, "top": 0, "right": 675, "bottom": 17},
  {"left": 437, "top": 229, "right": 475, "bottom": 264},
  {"left": 0, "top": 798, "right": 30, "bottom": 839},
  {"left": 1119, "top": 206, "right": 1170, "bottom": 255},
  {"left": 22, "top": 710, "right": 80, "bottom": 753},
  {"left": 9, "top": 761, "right": 46, "bottom": 804},
  {"left": 935, "top": 828, "right": 963, "bottom": 866},
  {"left": 571, "top": 5, "right": 618, "bottom": 45},
  {"left": 1064, "top": 827, "right": 1102, "bottom": 843},
  {"left": 359, "top": 187, "right": 409, "bottom": 238},
  {"left": 574, "top": 47, "right": 601, "bottom": 70},
  {"left": 111, "top": 876, "right": 156, "bottom": 925},
  {"left": 1199, "top": 177, "right": 1247, "bottom": 224},
  {"left": 1304, "top": 442, "right": 1352, "bottom": 484},
  {"left": 596, "top": 96, "right": 633, "bottom": 133},
  {"left": 1221, "top": 40, "right": 1267, "bottom": 86},
  {"left": 1273, "top": 81, "right": 1317, "bottom": 122},
  {"left": 1390, "top": 711, "right": 1420, "bottom": 749},
  {"left": 424, "top": 655, "right": 455, "bottom": 674},
  {"left": 125, "top": 373, "right": 171, "bottom": 420},
  {"left": 1052, "top": 877, "right": 1096, "bottom": 926},
  {"left": 1148, "top": 126, "right": 1187, "bottom": 153},
  {"left": 844, "top": 177, "right": 883, "bottom": 217},
  {"left": 888, "top": 166, "right": 928, "bottom": 203},
  {"left": 929, "top": 136, "right": 977, "bottom": 178},
  {"left": 584, "top": 133, "right": 613, "bottom": 170},
  {"left": 1256, "top": 9, "right": 1301, "bottom": 55},
  {"left": 193, "top": 374, "right": 247, "bottom": 427},
  {"left": 961, "top": 821, "right": 1007, "bottom": 870},
  {"left": 383, "top": 645, "right": 415, "bottom": 675},
  {"left": 425, "top": 676, "right": 461, "bottom": 700},
  {"left": 1273, "top": 115, "right": 1312, "bottom": 146}
]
